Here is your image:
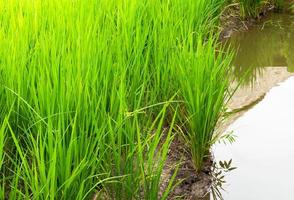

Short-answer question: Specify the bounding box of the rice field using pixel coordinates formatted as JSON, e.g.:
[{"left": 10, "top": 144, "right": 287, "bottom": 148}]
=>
[{"left": 0, "top": 0, "right": 286, "bottom": 199}]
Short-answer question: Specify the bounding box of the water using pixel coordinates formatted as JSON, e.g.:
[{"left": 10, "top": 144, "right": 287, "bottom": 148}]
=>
[
  {"left": 227, "top": 12, "right": 294, "bottom": 84},
  {"left": 214, "top": 77, "right": 294, "bottom": 199},
  {"left": 213, "top": 13, "right": 294, "bottom": 199}
]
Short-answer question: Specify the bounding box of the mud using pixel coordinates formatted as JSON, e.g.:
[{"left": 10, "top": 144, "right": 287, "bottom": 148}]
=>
[{"left": 220, "top": 4, "right": 275, "bottom": 40}]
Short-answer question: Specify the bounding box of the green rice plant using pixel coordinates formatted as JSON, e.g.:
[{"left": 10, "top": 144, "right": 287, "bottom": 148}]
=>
[
  {"left": 0, "top": 120, "right": 5, "bottom": 175},
  {"left": 272, "top": 0, "right": 285, "bottom": 10},
  {"left": 238, "top": 0, "right": 286, "bottom": 18},
  {"left": 239, "top": 0, "right": 264, "bottom": 18},
  {"left": 3, "top": 99, "right": 175, "bottom": 199},
  {"left": 0, "top": 119, "right": 6, "bottom": 200},
  {"left": 162, "top": 0, "right": 233, "bottom": 172},
  {"left": 176, "top": 37, "right": 234, "bottom": 172},
  {"left": 0, "top": 0, "right": 179, "bottom": 199},
  {"left": 0, "top": 0, "right": 237, "bottom": 198}
]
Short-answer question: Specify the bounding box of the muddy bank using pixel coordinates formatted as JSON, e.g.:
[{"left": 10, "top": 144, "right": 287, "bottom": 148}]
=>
[
  {"left": 160, "top": 137, "right": 212, "bottom": 200},
  {"left": 220, "top": 4, "right": 276, "bottom": 39}
]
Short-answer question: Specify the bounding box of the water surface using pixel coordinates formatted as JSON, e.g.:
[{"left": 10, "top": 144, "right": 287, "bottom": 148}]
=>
[
  {"left": 214, "top": 13, "right": 294, "bottom": 200},
  {"left": 227, "top": 12, "right": 294, "bottom": 83},
  {"left": 214, "top": 77, "right": 294, "bottom": 200}
]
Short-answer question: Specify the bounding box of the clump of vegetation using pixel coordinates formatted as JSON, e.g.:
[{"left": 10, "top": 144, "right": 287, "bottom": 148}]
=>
[
  {"left": 0, "top": 1, "right": 179, "bottom": 198},
  {"left": 239, "top": 0, "right": 265, "bottom": 17},
  {"left": 273, "top": 0, "right": 286, "bottom": 10},
  {"left": 238, "top": 0, "right": 286, "bottom": 18},
  {"left": 177, "top": 38, "right": 234, "bottom": 172},
  {"left": 0, "top": 0, "right": 287, "bottom": 199}
]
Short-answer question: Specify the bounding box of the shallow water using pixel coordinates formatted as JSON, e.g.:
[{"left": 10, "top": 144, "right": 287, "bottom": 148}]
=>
[
  {"left": 227, "top": 12, "right": 294, "bottom": 84},
  {"left": 214, "top": 77, "right": 294, "bottom": 200},
  {"left": 213, "top": 13, "right": 294, "bottom": 200}
]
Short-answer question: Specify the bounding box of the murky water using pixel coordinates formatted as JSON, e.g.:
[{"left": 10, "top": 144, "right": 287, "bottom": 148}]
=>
[
  {"left": 213, "top": 13, "right": 294, "bottom": 200},
  {"left": 227, "top": 12, "right": 294, "bottom": 84},
  {"left": 214, "top": 77, "right": 294, "bottom": 199}
]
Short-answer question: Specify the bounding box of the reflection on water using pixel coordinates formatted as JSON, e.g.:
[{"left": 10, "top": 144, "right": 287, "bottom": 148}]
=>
[
  {"left": 226, "top": 13, "right": 294, "bottom": 84},
  {"left": 214, "top": 77, "right": 294, "bottom": 199},
  {"left": 212, "top": 13, "right": 294, "bottom": 200}
]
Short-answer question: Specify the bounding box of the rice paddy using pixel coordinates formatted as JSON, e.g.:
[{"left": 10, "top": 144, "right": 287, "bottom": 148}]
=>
[{"left": 0, "top": 0, "right": 288, "bottom": 199}]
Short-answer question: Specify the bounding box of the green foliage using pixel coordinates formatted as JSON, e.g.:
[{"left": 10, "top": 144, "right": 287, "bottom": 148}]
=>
[
  {"left": 177, "top": 37, "right": 234, "bottom": 171},
  {"left": 238, "top": 0, "right": 286, "bottom": 18},
  {"left": 0, "top": 0, "right": 237, "bottom": 199},
  {"left": 239, "top": 0, "right": 264, "bottom": 18}
]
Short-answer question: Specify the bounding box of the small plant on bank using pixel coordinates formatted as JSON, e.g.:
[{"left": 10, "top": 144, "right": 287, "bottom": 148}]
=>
[{"left": 177, "top": 37, "right": 235, "bottom": 172}]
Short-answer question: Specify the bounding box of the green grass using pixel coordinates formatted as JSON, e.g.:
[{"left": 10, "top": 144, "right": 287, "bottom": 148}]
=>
[
  {"left": 237, "top": 0, "right": 286, "bottom": 18},
  {"left": 0, "top": 1, "right": 179, "bottom": 199},
  {"left": 0, "top": 0, "right": 285, "bottom": 199},
  {"left": 239, "top": 0, "right": 265, "bottom": 17},
  {"left": 176, "top": 37, "right": 234, "bottom": 171}
]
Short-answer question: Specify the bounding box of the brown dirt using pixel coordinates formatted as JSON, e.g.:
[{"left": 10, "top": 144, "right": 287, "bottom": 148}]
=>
[{"left": 159, "top": 136, "right": 213, "bottom": 200}]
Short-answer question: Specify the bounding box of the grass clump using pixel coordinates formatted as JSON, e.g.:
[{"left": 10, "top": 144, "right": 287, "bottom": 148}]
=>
[
  {"left": 237, "top": 0, "right": 286, "bottom": 18},
  {"left": 0, "top": 0, "right": 177, "bottom": 199},
  {"left": 176, "top": 37, "right": 234, "bottom": 171},
  {"left": 0, "top": 0, "right": 247, "bottom": 198},
  {"left": 239, "top": 0, "right": 265, "bottom": 17}
]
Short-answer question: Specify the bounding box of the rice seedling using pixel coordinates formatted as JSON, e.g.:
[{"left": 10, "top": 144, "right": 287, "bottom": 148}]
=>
[
  {"left": 274, "top": 0, "right": 286, "bottom": 10},
  {"left": 0, "top": 0, "right": 285, "bottom": 199},
  {"left": 0, "top": 119, "right": 6, "bottom": 200},
  {"left": 238, "top": 0, "right": 286, "bottom": 18},
  {"left": 159, "top": 0, "right": 234, "bottom": 172},
  {"left": 0, "top": 0, "right": 178, "bottom": 199},
  {"left": 175, "top": 37, "right": 234, "bottom": 172},
  {"left": 239, "top": 0, "right": 265, "bottom": 17}
]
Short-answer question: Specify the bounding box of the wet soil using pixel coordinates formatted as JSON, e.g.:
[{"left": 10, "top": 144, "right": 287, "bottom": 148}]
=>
[
  {"left": 160, "top": 136, "right": 213, "bottom": 200},
  {"left": 220, "top": 4, "right": 276, "bottom": 40}
]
